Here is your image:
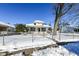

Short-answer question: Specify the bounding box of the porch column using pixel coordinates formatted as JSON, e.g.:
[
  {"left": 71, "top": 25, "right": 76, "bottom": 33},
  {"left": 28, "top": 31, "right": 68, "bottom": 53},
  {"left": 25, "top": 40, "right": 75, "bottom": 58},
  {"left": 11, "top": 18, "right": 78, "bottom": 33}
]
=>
[
  {"left": 35, "top": 27, "right": 37, "bottom": 32},
  {"left": 40, "top": 28, "right": 42, "bottom": 32},
  {"left": 46, "top": 27, "right": 48, "bottom": 32},
  {"left": 29, "top": 27, "right": 31, "bottom": 33}
]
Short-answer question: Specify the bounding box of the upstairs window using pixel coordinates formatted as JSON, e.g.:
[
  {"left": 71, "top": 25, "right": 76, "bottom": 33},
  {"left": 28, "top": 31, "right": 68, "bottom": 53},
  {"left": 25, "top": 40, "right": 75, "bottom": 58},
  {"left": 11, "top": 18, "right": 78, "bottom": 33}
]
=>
[{"left": 34, "top": 23, "right": 36, "bottom": 25}]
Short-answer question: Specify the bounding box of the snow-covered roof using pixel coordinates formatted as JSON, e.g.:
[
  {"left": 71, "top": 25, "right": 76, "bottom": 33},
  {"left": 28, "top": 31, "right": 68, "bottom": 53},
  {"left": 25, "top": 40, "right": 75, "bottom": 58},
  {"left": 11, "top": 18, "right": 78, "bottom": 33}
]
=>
[
  {"left": 26, "top": 20, "right": 51, "bottom": 28},
  {"left": 0, "top": 21, "right": 15, "bottom": 28},
  {"left": 43, "top": 25, "right": 51, "bottom": 28},
  {"left": 26, "top": 24, "right": 35, "bottom": 27},
  {"left": 26, "top": 23, "right": 51, "bottom": 28},
  {"left": 34, "top": 20, "right": 45, "bottom": 24}
]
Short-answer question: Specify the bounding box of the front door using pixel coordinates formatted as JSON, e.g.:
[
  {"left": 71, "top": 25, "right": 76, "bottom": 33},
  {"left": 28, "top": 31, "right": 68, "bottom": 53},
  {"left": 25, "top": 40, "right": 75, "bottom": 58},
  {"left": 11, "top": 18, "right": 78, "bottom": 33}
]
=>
[{"left": 38, "top": 28, "right": 40, "bottom": 32}]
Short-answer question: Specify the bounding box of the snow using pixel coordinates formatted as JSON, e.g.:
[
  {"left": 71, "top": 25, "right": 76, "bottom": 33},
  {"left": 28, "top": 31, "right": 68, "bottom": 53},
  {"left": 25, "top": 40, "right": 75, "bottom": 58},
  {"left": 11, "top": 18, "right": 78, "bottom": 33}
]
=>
[
  {"left": 59, "top": 33, "right": 79, "bottom": 42},
  {"left": 0, "top": 21, "right": 15, "bottom": 28},
  {"left": 26, "top": 24, "right": 35, "bottom": 27},
  {"left": 50, "top": 33, "right": 79, "bottom": 42},
  {"left": 32, "top": 46, "right": 77, "bottom": 56},
  {"left": 0, "top": 33, "right": 78, "bottom": 56},
  {"left": 34, "top": 20, "right": 45, "bottom": 24},
  {"left": 26, "top": 23, "right": 51, "bottom": 28},
  {"left": 12, "top": 45, "right": 77, "bottom": 56},
  {"left": 43, "top": 25, "right": 51, "bottom": 27},
  {"left": 0, "top": 34, "right": 55, "bottom": 52}
]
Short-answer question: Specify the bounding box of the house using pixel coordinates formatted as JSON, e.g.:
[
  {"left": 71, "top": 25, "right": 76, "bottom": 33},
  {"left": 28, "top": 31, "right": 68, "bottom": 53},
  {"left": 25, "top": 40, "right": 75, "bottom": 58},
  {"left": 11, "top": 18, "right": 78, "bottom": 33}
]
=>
[
  {"left": 60, "top": 25, "right": 74, "bottom": 33},
  {"left": 26, "top": 20, "right": 52, "bottom": 34},
  {"left": 0, "top": 21, "right": 15, "bottom": 34}
]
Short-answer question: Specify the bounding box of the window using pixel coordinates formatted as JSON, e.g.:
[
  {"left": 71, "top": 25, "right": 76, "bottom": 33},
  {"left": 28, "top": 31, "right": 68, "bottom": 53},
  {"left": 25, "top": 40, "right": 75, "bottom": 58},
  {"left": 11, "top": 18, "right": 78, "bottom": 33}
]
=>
[
  {"left": 48, "top": 28, "right": 52, "bottom": 31},
  {"left": 42, "top": 28, "right": 46, "bottom": 32},
  {"left": 34, "top": 23, "right": 36, "bottom": 25},
  {"left": 30, "top": 27, "right": 35, "bottom": 31}
]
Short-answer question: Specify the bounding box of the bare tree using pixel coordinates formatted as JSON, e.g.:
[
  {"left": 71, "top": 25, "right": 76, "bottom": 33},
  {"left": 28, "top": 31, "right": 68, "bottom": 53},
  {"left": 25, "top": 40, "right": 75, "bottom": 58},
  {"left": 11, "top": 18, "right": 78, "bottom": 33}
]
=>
[{"left": 53, "top": 3, "right": 74, "bottom": 35}]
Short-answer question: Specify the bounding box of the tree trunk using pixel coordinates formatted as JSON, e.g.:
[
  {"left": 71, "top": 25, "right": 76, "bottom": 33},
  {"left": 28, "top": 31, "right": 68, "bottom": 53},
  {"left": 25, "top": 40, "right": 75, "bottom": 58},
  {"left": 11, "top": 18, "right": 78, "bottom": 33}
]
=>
[{"left": 53, "top": 17, "right": 60, "bottom": 35}]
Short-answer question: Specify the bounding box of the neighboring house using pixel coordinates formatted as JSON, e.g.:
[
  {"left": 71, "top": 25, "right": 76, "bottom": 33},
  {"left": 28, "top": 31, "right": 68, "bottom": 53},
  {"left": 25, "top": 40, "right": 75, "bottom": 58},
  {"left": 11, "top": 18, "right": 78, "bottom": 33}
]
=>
[
  {"left": 59, "top": 22, "right": 74, "bottom": 33},
  {"left": 26, "top": 20, "right": 52, "bottom": 34},
  {"left": 0, "top": 21, "right": 15, "bottom": 34},
  {"left": 61, "top": 26, "right": 74, "bottom": 33},
  {"left": 74, "top": 26, "right": 79, "bottom": 32},
  {"left": 60, "top": 24, "right": 74, "bottom": 33}
]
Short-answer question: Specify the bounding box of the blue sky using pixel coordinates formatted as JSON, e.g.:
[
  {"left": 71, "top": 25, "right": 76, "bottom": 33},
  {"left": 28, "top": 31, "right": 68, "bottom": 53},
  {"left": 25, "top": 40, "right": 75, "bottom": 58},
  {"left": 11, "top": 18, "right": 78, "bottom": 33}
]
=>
[
  {"left": 0, "top": 3, "right": 55, "bottom": 27},
  {"left": 0, "top": 3, "right": 79, "bottom": 27}
]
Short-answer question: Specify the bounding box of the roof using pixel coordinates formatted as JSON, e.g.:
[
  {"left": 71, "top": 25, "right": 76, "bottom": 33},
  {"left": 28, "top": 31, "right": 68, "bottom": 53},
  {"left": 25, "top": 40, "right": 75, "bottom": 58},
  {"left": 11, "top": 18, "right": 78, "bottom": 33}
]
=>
[
  {"left": 26, "top": 23, "right": 51, "bottom": 28},
  {"left": 26, "top": 24, "right": 35, "bottom": 27},
  {"left": 0, "top": 21, "right": 15, "bottom": 28},
  {"left": 26, "top": 20, "right": 51, "bottom": 28},
  {"left": 33, "top": 20, "right": 45, "bottom": 24},
  {"left": 43, "top": 25, "right": 51, "bottom": 27}
]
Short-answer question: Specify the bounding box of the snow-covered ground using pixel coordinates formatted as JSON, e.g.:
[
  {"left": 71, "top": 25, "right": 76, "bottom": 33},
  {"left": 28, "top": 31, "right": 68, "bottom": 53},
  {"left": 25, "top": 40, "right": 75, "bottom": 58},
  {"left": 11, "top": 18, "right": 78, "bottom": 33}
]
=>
[
  {"left": 0, "top": 34, "right": 55, "bottom": 52},
  {"left": 32, "top": 46, "right": 77, "bottom": 56},
  {"left": 60, "top": 33, "right": 79, "bottom": 42},
  {"left": 11, "top": 46, "right": 77, "bottom": 56},
  {"left": 49, "top": 33, "right": 79, "bottom": 42},
  {"left": 1, "top": 33, "right": 79, "bottom": 51},
  {"left": 0, "top": 33, "right": 79, "bottom": 56}
]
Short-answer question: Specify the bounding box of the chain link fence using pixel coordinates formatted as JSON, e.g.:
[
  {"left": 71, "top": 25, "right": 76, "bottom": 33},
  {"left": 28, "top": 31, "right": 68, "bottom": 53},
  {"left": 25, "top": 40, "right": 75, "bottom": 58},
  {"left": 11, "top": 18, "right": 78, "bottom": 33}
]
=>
[{"left": 0, "top": 31, "right": 52, "bottom": 47}]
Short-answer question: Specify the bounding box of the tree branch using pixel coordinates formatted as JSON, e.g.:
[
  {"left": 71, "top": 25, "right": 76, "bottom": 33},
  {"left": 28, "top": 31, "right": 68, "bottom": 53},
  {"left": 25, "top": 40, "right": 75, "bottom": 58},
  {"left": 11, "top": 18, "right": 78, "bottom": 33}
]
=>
[{"left": 61, "top": 4, "right": 74, "bottom": 16}]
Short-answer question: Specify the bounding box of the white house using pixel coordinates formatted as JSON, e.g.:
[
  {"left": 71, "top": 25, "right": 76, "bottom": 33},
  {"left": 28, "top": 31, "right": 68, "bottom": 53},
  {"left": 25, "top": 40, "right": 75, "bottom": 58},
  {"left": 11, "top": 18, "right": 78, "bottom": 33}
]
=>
[
  {"left": 26, "top": 20, "right": 52, "bottom": 34},
  {"left": 0, "top": 21, "right": 15, "bottom": 34}
]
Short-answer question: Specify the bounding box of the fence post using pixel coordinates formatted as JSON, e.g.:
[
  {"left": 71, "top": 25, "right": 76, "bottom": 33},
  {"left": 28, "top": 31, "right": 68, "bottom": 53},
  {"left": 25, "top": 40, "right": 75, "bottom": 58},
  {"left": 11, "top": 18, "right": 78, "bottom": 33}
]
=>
[
  {"left": 73, "top": 32, "right": 74, "bottom": 40},
  {"left": 59, "top": 30, "right": 61, "bottom": 41},
  {"left": 52, "top": 31, "right": 53, "bottom": 40},
  {"left": 43, "top": 32, "right": 44, "bottom": 37},
  {"left": 32, "top": 32, "right": 34, "bottom": 42},
  {"left": 3, "top": 32, "right": 5, "bottom": 46}
]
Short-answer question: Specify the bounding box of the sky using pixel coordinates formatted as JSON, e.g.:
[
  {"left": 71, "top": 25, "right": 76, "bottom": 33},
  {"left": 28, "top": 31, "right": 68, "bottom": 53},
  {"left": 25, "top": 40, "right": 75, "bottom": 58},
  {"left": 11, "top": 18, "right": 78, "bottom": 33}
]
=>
[
  {"left": 0, "top": 3, "right": 79, "bottom": 27},
  {"left": 0, "top": 3, "right": 55, "bottom": 27}
]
